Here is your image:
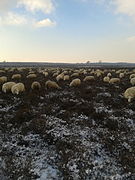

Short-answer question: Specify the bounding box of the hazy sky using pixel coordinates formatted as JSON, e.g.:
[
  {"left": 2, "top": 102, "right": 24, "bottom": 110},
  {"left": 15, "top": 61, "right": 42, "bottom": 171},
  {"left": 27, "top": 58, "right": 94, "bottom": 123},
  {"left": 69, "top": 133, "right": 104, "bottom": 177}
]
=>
[{"left": 0, "top": 0, "right": 135, "bottom": 63}]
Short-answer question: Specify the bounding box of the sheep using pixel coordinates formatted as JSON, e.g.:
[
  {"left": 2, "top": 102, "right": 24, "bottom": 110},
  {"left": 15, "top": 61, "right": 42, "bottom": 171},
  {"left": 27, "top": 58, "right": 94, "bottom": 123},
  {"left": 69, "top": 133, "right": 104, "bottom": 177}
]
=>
[
  {"left": 2, "top": 82, "right": 16, "bottom": 93},
  {"left": 43, "top": 72, "right": 49, "bottom": 77},
  {"left": 27, "top": 74, "right": 37, "bottom": 78},
  {"left": 71, "top": 73, "right": 79, "bottom": 77},
  {"left": 96, "top": 72, "right": 102, "bottom": 77},
  {"left": 53, "top": 72, "right": 59, "bottom": 77},
  {"left": 5, "top": 68, "right": 9, "bottom": 71},
  {"left": 0, "top": 76, "right": 7, "bottom": 84},
  {"left": 107, "top": 73, "right": 112, "bottom": 77},
  {"left": 74, "top": 70, "right": 80, "bottom": 73},
  {"left": 116, "top": 69, "right": 122, "bottom": 74},
  {"left": 17, "top": 67, "right": 25, "bottom": 72},
  {"left": 70, "top": 78, "right": 81, "bottom": 87},
  {"left": 45, "top": 80, "right": 61, "bottom": 89},
  {"left": 130, "top": 77, "right": 135, "bottom": 86},
  {"left": 68, "top": 70, "right": 72, "bottom": 74},
  {"left": 56, "top": 73, "right": 64, "bottom": 81},
  {"left": 31, "top": 81, "right": 41, "bottom": 90},
  {"left": 95, "top": 70, "right": 103, "bottom": 77},
  {"left": 124, "top": 87, "right": 135, "bottom": 102},
  {"left": 83, "top": 76, "right": 95, "bottom": 82},
  {"left": 0, "top": 70, "right": 5, "bottom": 74},
  {"left": 12, "top": 74, "right": 22, "bottom": 80},
  {"left": 9, "top": 68, "right": 15, "bottom": 72},
  {"left": 83, "top": 70, "right": 87, "bottom": 75},
  {"left": 119, "top": 73, "right": 124, "bottom": 78},
  {"left": 64, "top": 75, "right": 70, "bottom": 81},
  {"left": 103, "top": 76, "right": 110, "bottom": 83},
  {"left": 103, "top": 69, "right": 108, "bottom": 73},
  {"left": 28, "top": 71, "right": 35, "bottom": 74},
  {"left": 109, "top": 78, "right": 120, "bottom": 84},
  {"left": 63, "top": 70, "right": 68, "bottom": 75},
  {"left": 11, "top": 83, "right": 25, "bottom": 95},
  {"left": 95, "top": 69, "right": 103, "bottom": 73},
  {"left": 130, "top": 74, "right": 135, "bottom": 79},
  {"left": 90, "top": 69, "right": 95, "bottom": 75}
]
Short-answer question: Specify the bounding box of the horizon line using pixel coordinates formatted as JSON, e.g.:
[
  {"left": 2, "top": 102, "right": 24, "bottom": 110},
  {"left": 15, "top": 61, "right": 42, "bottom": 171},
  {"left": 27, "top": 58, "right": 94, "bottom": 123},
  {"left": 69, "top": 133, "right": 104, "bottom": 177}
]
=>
[{"left": 0, "top": 61, "right": 135, "bottom": 64}]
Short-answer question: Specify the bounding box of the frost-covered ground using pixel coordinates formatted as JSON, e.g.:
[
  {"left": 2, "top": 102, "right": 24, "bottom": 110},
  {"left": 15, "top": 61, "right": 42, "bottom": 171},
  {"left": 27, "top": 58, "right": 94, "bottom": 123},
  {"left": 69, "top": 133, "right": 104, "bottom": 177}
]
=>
[{"left": 0, "top": 68, "right": 135, "bottom": 179}]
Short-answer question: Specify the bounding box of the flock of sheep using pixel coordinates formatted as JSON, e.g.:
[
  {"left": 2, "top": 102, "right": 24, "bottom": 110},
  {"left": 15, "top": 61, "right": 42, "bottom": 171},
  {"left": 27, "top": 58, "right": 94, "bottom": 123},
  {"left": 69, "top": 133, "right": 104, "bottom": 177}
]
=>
[{"left": 0, "top": 67, "right": 135, "bottom": 102}]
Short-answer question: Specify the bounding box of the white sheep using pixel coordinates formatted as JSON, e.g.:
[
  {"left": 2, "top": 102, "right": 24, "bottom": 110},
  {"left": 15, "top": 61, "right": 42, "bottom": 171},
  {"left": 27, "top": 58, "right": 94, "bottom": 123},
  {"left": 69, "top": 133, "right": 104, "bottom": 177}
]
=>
[
  {"left": 119, "top": 73, "right": 124, "bottom": 78},
  {"left": 31, "top": 81, "right": 41, "bottom": 90},
  {"left": 43, "top": 72, "right": 49, "bottom": 77},
  {"left": 95, "top": 69, "right": 104, "bottom": 77},
  {"left": 71, "top": 73, "right": 79, "bottom": 77},
  {"left": 2, "top": 82, "right": 16, "bottom": 93},
  {"left": 83, "top": 76, "right": 95, "bottom": 82},
  {"left": 52, "top": 72, "right": 59, "bottom": 77},
  {"left": 64, "top": 75, "right": 70, "bottom": 81},
  {"left": 130, "top": 74, "right": 135, "bottom": 79},
  {"left": 116, "top": 69, "right": 122, "bottom": 74},
  {"left": 74, "top": 69, "right": 80, "bottom": 73},
  {"left": 17, "top": 67, "right": 25, "bottom": 72},
  {"left": 95, "top": 71, "right": 103, "bottom": 77},
  {"left": 12, "top": 74, "right": 22, "bottom": 80},
  {"left": 124, "top": 87, "right": 135, "bottom": 102},
  {"left": 11, "top": 83, "right": 25, "bottom": 95},
  {"left": 27, "top": 74, "right": 37, "bottom": 78},
  {"left": 70, "top": 78, "right": 81, "bottom": 87},
  {"left": 90, "top": 69, "right": 95, "bottom": 75},
  {"left": 83, "top": 70, "right": 87, "bottom": 75},
  {"left": 0, "top": 70, "right": 5, "bottom": 73},
  {"left": 63, "top": 70, "right": 68, "bottom": 75},
  {"left": 56, "top": 73, "right": 64, "bottom": 81},
  {"left": 0, "top": 76, "right": 7, "bottom": 84},
  {"left": 9, "top": 68, "right": 15, "bottom": 73},
  {"left": 45, "top": 80, "right": 61, "bottom": 89},
  {"left": 107, "top": 73, "right": 112, "bottom": 77},
  {"left": 109, "top": 78, "right": 120, "bottom": 84},
  {"left": 103, "top": 76, "right": 110, "bottom": 83},
  {"left": 130, "top": 77, "right": 135, "bottom": 86},
  {"left": 28, "top": 71, "right": 35, "bottom": 74}
]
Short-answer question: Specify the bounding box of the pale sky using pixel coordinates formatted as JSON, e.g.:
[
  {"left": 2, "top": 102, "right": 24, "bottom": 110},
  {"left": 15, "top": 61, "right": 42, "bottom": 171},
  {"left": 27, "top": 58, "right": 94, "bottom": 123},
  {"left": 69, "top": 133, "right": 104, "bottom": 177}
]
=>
[{"left": 0, "top": 0, "right": 135, "bottom": 63}]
